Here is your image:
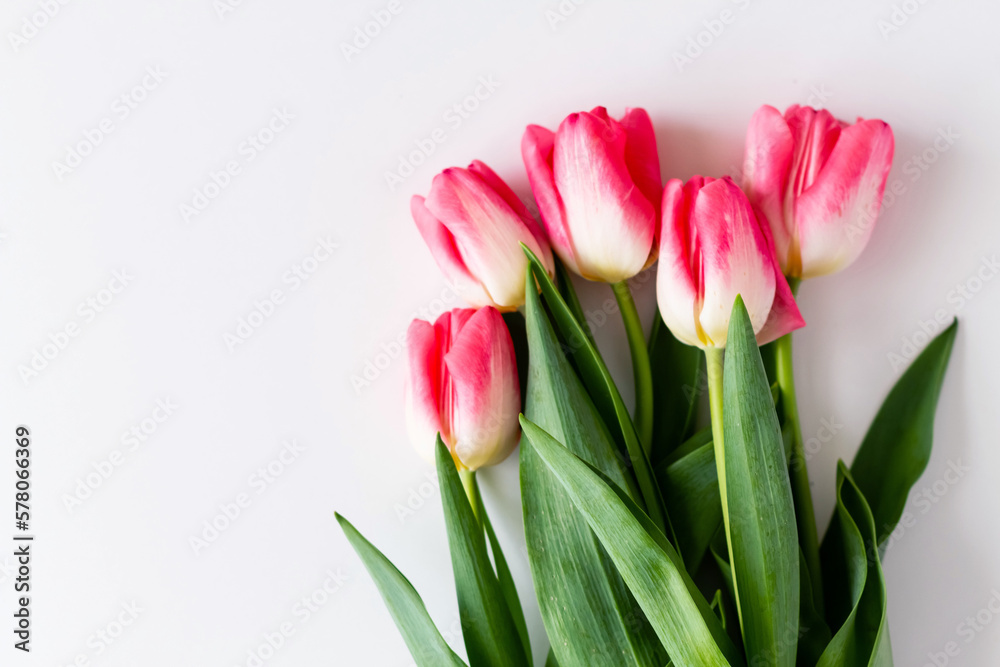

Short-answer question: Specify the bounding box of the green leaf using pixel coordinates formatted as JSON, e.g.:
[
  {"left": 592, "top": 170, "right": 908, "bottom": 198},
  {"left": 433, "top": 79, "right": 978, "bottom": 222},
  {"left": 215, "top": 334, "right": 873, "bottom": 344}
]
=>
[
  {"left": 335, "top": 514, "right": 467, "bottom": 667},
  {"left": 722, "top": 296, "right": 799, "bottom": 667},
  {"left": 656, "top": 438, "right": 722, "bottom": 571},
  {"left": 474, "top": 482, "right": 532, "bottom": 665},
  {"left": 554, "top": 256, "right": 591, "bottom": 339},
  {"left": 818, "top": 462, "right": 893, "bottom": 666},
  {"left": 649, "top": 313, "right": 704, "bottom": 463},
  {"left": 436, "top": 439, "right": 528, "bottom": 667},
  {"left": 520, "top": 417, "right": 744, "bottom": 667},
  {"left": 850, "top": 319, "right": 958, "bottom": 550},
  {"left": 796, "top": 549, "right": 832, "bottom": 666},
  {"left": 522, "top": 246, "right": 670, "bottom": 538},
  {"left": 522, "top": 277, "right": 665, "bottom": 666}
]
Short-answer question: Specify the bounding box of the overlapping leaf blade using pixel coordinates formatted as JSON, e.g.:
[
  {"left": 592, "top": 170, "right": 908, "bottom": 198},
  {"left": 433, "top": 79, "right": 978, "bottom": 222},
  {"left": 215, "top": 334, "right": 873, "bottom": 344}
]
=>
[
  {"left": 649, "top": 314, "right": 704, "bottom": 463},
  {"left": 521, "top": 276, "right": 666, "bottom": 666},
  {"left": 520, "top": 417, "right": 744, "bottom": 667},
  {"left": 722, "top": 297, "right": 799, "bottom": 667},
  {"left": 436, "top": 439, "right": 528, "bottom": 667},
  {"left": 522, "top": 246, "right": 670, "bottom": 537},
  {"left": 818, "top": 462, "right": 893, "bottom": 666},
  {"left": 656, "top": 436, "right": 722, "bottom": 571},
  {"left": 850, "top": 320, "right": 958, "bottom": 550},
  {"left": 336, "top": 514, "right": 467, "bottom": 667}
]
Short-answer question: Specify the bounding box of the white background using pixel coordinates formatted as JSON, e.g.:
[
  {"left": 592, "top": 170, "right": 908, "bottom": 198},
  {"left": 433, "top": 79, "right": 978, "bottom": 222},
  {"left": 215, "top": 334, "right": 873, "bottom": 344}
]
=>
[{"left": 1, "top": 0, "right": 998, "bottom": 665}]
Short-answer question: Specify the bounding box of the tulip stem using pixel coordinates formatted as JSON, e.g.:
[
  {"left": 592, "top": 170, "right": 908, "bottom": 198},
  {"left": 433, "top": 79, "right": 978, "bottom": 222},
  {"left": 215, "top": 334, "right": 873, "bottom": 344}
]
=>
[
  {"left": 705, "top": 347, "right": 742, "bottom": 633},
  {"left": 459, "top": 469, "right": 481, "bottom": 523},
  {"left": 611, "top": 280, "right": 654, "bottom": 454},
  {"left": 774, "top": 281, "right": 824, "bottom": 612}
]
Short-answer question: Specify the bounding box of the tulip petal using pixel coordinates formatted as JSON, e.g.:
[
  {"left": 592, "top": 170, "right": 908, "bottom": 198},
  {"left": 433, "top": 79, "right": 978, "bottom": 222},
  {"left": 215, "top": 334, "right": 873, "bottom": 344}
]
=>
[
  {"left": 426, "top": 169, "right": 536, "bottom": 310},
  {"left": 755, "top": 257, "right": 806, "bottom": 345},
  {"left": 744, "top": 105, "right": 794, "bottom": 271},
  {"left": 794, "top": 120, "right": 895, "bottom": 278},
  {"left": 466, "top": 160, "right": 555, "bottom": 277},
  {"left": 445, "top": 307, "right": 520, "bottom": 470},
  {"left": 554, "top": 111, "right": 656, "bottom": 283},
  {"left": 405, "top": 318, "right": 446, "bottom": 463},
  {"left": 522, "top": 125, "right": 578, "bottom": 275},
  {"left": 411, "top": 196, "right": 493, "bottom": 308},
  {"left": 657, "top": 178, "right": 704, "bottom": 348},
  {"left": 694, "top": 178, "right": 775, "bottom": 347},
  {"left": 784, "top": 106, "right": 842, "bottom": 198},
  {"left": 620, "top": 107, "right": 663, "bottom": 216}
]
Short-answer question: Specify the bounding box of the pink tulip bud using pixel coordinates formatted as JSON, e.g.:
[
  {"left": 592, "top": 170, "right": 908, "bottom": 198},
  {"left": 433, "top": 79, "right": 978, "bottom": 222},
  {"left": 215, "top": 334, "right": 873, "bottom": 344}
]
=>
[
  {"left": 405, "top": 307, "right": 520, "bottom": 471},
  {"left": 657, "top": 176, "right": 805, "bottom": 349},
  {"left": 411, "top": 161, "right": 554, "bottom": 311},
  {"left": 522, "top": 106, "right": 662, "bottom": 283},
  {"left": 743, "top": 104, "right": 895, "bottom": 279}
]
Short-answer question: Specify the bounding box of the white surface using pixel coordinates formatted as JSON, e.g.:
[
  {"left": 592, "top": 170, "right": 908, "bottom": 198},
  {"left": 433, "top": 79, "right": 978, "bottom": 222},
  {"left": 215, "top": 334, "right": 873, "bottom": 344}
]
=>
[{"left": 1, "top": 1, "right": 998, "bottom": 665}]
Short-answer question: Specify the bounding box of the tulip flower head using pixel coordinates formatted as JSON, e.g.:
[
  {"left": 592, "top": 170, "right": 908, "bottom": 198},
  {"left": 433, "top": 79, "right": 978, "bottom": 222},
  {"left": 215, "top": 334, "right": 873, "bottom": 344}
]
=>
[
  {"left": 657, "top": 176, "right": 805, "bottom": 349},
  {"left": 743, "top": 104, "right": 895, "bottom": 280},
  {"left": 411, "top": 161, "right": 554, "bottom": 311},
  {"left": 522, "top": 106, "right": 662, "bottom": 283},
  {"left": 405, "top": 307, "right": 520, "bottom": 471}
]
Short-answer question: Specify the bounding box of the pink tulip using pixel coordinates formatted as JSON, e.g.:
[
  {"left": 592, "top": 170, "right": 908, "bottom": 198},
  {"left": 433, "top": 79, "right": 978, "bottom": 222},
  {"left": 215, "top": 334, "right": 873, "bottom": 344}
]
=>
[
  {"left": 657, "top": 176, "right": 805, "bottom": 349},
  {"left": 411, "top": 161, "right": 553, "bottom": 311},
  {"left": 743, "top": 104, "right": 895, "bottom": 279},
  {"left": 405, "top": 307, "right": 520, "bottom": 471},
  {"left": 522, "top": 106, "right": 662, "bottom": 283}
]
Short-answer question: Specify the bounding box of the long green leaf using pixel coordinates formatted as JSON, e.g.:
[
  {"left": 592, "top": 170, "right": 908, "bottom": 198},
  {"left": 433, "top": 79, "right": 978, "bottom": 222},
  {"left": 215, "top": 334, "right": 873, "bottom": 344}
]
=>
[
  {"left": 522, "top": 276, "right": 665, "bottom": 666},
  {"left": 335, "top": 514, "right": 467, "bottom": 667},
  {"left": 523, "top": 245, "right": 671, "bottom": 539},
  {"left": 474, "top": 481, "right": 532, "bottom": 666},
  {"left": 521, "top": 417, "right": 744, "bottom": 667},
  {"left": 818, "top": 462, "right": 893, "bottom": 666},
  {"left": 850, "top": 320, "right": 957, "bottom": 550},
  {"left": 436, "top": 439, "right": 527, "bottom": 667},
  {"left": 656, "top": 438, "right": 722, "bottom": 571},
  {"left": 649, "top": 313, "right": 704, "bottom": 463},
  {"left": 722, "top": 296, "right": 799, "bottom": 667}
]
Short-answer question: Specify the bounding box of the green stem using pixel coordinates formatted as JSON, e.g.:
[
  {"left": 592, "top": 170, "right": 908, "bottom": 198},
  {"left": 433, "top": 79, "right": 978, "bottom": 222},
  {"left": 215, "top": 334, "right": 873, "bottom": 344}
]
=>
[
  {"left": 705, "top": 347, "right": 743, "bottom": 634},
  {"left": 458, "top": 469, "right": 481, "bottom": 523},
  {"left": 775, "top": 324, "right": 824, "bottom": 612},
  {"left": 612, "top": 280, "right": 654, "bottom": 454}
]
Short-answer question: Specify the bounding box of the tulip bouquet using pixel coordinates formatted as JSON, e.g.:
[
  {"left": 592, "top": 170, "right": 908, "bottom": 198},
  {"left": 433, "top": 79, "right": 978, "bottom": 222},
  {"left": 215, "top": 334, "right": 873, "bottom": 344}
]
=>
[{"left": 336, "top": 104, "right": 957, "bottom": 667}]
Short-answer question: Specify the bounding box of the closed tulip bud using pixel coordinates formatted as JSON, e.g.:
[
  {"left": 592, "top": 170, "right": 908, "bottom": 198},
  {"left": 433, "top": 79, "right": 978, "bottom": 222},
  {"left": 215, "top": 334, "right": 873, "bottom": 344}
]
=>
[
  {"left": 405, "top": 307, "right": 520, "bottom": 471},
  {"left": 522, "top": 106, "right": 662, "bottom": 283},
  {"left": 743, "top": 104, "right": 895, "bottom": 280},
  {"left": 411, "top": 161, "right": 554, "bottom": 311},
  {"left": 657, "top": 176, "right": 805, "bottom": 349}
]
